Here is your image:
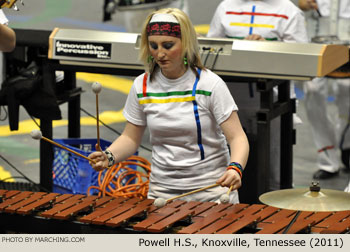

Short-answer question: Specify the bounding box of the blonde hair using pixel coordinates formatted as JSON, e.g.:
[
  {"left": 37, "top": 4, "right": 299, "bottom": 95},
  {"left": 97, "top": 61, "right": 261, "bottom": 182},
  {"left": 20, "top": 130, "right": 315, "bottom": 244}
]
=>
[{"left": 139, "top": 8, "right": 204, "bottom": 78}]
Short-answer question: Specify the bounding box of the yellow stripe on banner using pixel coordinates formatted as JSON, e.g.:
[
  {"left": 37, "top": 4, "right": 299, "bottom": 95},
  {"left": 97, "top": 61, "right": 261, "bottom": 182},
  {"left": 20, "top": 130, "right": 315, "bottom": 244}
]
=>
[
  {"left": 0, "top": 165, "right": 14, "bottom": 182},
  {"left": 139, "top": 96, "right": 195, "bottom": 104},
  {"left": 76, "top": 73, "right": 133, "bottom": 94},
  {"left": 230, "top": 22, "right": 274, "bottom": 29}
]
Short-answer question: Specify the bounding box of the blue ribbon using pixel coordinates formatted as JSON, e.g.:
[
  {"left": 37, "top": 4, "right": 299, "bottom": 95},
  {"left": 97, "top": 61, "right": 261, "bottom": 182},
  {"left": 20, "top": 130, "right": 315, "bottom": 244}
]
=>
[
  {"left": 249, "top": 5, "right": 256, "bottom": 35},
  {"left": 192, "top": 69, "right": 204, "bottom": 160}
]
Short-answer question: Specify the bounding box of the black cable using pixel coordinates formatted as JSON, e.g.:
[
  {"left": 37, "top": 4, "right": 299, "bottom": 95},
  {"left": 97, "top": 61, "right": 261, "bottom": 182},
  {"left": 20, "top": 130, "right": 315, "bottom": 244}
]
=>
[
  {"left": 80, "top": 107, "right": 152, "bottom": 152},
  {"left": 201, "top": 47, "right": 211, "bottom": 67},
  {"left": 211, "top": 47, "right": 223, "bottom": 70},
  {"left": 29, "top": 114, "right": 40, "bottom": 128},
  {"left": 203, "top": 49, "right": 211, "bottom": 66},
  {"left": 0, "top": 154, "right": 49, "bottom": 192}
]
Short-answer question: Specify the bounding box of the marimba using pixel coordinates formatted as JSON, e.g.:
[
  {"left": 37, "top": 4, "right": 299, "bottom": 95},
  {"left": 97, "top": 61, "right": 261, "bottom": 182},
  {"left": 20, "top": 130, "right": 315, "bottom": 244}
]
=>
[{"left": 1, "top": 190, "right": 350, "bottom": 234}]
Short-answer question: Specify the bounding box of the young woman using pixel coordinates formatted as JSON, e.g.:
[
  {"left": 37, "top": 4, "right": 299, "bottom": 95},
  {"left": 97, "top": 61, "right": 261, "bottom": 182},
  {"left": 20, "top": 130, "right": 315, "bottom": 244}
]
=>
[
  {"left": 299, "top": 0, "right": 350, "bottom": 180},
  {"left": 207, "top": 0, "right": 308, "bottom": 190},
  {"left": 89, "top": 8, "right": 249, "bottom": 203}
]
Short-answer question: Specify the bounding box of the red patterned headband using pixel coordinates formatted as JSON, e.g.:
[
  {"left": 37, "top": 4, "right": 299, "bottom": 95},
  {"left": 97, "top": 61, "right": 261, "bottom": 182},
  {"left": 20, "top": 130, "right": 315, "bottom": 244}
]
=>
[{"left": 146, "top": 13, "right": 181, "bottom": 38}]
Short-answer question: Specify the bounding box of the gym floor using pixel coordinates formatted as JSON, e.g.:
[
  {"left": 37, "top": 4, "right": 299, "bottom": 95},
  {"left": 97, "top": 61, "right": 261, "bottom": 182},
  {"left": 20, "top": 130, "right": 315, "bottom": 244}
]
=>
[{"left": 0, "top": 0, "right": 349, "bottom": 195}]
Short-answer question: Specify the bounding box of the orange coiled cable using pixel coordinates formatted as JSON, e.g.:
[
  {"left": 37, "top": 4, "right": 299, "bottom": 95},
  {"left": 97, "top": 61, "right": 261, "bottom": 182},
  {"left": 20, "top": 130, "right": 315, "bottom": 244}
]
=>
[{"left": 87, "top": 155, "right": 151, "bottom": 199}]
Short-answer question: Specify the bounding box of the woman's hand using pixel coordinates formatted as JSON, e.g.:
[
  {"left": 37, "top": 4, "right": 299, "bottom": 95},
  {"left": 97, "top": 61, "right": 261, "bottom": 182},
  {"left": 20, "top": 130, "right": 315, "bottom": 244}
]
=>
[
  {"left": 88, "top": 150, "right": 108, "bottom": 171},
  {"left": 216, "top": 169, "right": 242, "bottom": 190},
  {"left": 245, "top": 34, "right": 265, "bottom": 41}
]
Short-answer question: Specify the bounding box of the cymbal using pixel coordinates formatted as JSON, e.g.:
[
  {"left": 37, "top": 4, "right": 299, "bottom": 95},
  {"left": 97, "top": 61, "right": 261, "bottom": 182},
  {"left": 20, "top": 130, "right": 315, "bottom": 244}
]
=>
[{"left": 259, "top": 187, "right": 350, "bottom": 212}]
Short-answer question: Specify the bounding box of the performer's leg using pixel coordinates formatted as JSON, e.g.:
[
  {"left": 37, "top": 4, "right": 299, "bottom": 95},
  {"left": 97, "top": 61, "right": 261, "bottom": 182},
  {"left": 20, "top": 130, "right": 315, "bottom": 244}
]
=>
[
  {"left": 304, "top": 77, "right": 340, "bottom": 178},
  {"left": 334, "top": 78, "right": 350, "bottom": 171}
]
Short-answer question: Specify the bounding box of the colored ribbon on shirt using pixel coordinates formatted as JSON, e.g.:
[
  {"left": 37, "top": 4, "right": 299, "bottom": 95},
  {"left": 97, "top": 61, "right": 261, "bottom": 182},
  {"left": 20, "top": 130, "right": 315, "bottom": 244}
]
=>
[
  {"left": 141, "top": 69, "right": 205, "bottom": 160},
  {"left": 192, "top": 69, "right": 205, "bottom": 160},
  {"left": 249, "top": 5, "right": 256, "bottom": 35}
]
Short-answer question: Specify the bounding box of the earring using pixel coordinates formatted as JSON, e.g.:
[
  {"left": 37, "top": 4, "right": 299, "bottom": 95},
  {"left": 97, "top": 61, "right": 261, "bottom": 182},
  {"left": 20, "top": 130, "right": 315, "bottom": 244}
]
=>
[
  {"left": 148, "top": 55, "right": 153, "bottom": 63},
  {"left": 184, "top": 57, "right": 188, "bottom": 65}
]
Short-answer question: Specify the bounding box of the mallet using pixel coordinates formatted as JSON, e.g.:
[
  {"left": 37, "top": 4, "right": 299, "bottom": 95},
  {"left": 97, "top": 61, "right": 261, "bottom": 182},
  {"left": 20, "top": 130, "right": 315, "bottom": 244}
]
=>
[
  {"left": 219, "top": 185, "right": 234, "bottom": 204},
  {"left": 92, "top": 82, "right": 102, "bottom": 151},
  {"left": 30, "top": 130, "right": 96, "bottom": 164},
  {"left": 153, "top": 183, "right": 220, "bottom": 207}
]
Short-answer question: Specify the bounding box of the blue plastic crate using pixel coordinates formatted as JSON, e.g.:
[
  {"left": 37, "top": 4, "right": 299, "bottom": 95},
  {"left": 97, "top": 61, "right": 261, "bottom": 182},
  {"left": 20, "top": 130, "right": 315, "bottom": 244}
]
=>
[{"left": 52, "top": 138, "right": 137, "bottom": 195}]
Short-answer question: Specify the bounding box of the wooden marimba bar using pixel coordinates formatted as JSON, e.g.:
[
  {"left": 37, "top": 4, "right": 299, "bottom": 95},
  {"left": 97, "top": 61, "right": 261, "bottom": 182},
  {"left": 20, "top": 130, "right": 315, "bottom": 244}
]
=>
[{"left": 1, "top": 190, "right": 350, "bottom": 234}]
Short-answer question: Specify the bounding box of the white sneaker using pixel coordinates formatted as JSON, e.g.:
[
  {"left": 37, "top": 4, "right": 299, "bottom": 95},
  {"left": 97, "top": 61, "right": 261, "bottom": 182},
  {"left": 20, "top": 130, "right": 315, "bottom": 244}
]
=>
[
  {"left": 345, "top": 181, "right": 350, "bottom": 192},
  {"left": 293, "top": 114, "right": 303, "bottom": 127},
  {"left": 55, "top": 71, "right": 64, "bottom": 83}
]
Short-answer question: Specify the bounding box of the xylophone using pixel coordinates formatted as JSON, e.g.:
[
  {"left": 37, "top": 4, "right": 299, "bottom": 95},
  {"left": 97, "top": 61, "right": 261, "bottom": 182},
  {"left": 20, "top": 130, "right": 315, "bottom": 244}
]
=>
[{"left": 1, "top": 189, "right": 350, "bottom": 234}]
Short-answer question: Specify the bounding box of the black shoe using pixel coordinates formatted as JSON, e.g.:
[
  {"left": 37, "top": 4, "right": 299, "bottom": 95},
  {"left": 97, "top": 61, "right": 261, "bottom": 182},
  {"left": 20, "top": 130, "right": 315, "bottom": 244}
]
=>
[{"left": 312, "top": 169, "right": 339, "bottom": 179}]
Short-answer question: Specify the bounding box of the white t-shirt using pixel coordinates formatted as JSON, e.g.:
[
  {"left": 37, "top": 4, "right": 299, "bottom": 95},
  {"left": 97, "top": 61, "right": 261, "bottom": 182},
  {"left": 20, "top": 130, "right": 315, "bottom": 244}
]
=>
[
  {"left": 207, "top": 0, "right": 308, "bottom": 43},
  {"left": 123, "top": 68, "right": 238, "bottom": 190}
]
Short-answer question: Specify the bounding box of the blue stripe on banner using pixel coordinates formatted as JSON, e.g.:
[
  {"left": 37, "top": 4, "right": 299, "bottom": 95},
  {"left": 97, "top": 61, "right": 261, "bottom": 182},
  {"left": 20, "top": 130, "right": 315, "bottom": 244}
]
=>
[
  {"left": 192, "top": 69, "right": 205, "bottom": 160},
  {"left": 249, "top": 5, "right": 256, "bottom": 35}
]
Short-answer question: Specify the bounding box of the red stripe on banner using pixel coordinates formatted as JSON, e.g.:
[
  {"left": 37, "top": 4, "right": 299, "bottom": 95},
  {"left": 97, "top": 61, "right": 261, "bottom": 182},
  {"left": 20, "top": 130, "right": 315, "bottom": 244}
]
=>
[{"left": 226, "top": 11, "right": 288, "bottom": 20}]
